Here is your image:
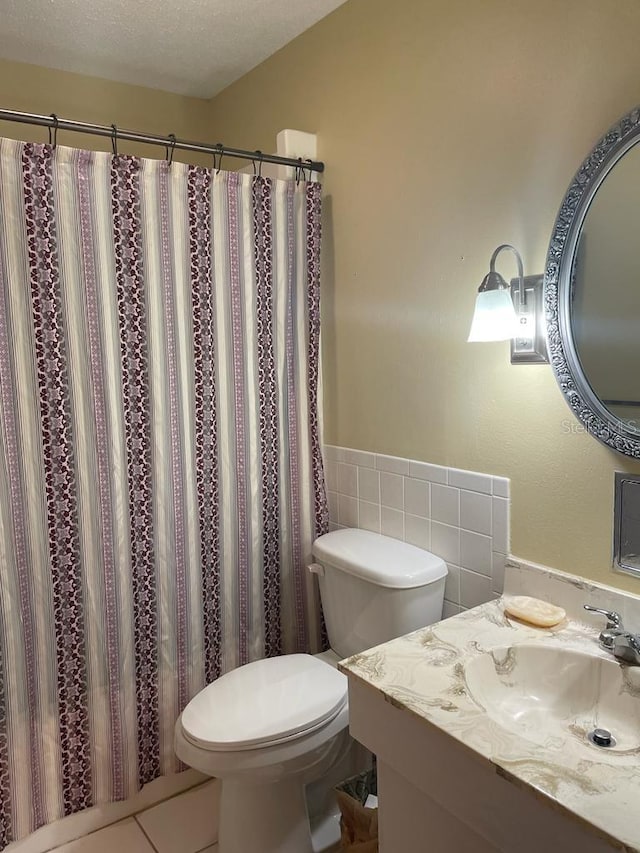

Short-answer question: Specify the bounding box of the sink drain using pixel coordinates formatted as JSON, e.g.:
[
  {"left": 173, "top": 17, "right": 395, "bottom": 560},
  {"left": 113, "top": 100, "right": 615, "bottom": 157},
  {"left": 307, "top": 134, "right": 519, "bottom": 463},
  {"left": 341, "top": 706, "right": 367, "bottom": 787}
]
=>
[{"left": 588, "top": 728, "right": 616, "bottom": 748}]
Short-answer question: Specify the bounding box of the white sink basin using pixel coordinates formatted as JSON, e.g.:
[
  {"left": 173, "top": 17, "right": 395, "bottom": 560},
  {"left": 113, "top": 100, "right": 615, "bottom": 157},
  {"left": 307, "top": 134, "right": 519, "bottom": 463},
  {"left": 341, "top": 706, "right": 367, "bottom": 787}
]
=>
[{"left": 464, "top": 644, "right": 640, "bottom": 752}]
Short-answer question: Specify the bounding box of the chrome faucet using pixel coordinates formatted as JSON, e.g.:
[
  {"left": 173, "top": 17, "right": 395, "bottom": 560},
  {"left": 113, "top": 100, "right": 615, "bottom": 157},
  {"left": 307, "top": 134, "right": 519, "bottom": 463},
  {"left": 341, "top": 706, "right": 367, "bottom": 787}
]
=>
[{"left": 583, "top": 605, "right": 640, "bottom": 665}]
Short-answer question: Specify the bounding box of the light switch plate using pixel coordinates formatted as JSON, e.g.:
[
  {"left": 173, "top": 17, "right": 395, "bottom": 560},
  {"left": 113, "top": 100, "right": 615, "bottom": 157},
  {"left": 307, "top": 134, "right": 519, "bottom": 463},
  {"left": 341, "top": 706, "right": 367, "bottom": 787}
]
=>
[{"left": 510, "top": 275, "right": 549, "bottom": 364}]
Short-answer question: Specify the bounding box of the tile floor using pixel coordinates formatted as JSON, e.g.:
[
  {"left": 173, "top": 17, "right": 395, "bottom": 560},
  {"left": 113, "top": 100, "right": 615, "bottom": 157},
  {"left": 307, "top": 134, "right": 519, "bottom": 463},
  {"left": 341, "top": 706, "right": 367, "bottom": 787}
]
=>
[
  {"left": 50, "top": 781, "right": 219, "bottom": 853},
  {"left": 14, "top": 773, "right": 341, "bottom": 853}
]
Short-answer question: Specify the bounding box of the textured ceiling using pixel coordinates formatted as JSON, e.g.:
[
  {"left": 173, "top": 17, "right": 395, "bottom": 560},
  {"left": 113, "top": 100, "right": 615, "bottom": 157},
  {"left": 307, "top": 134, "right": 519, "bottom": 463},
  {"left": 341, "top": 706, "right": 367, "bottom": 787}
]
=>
[{"left": 0, "top": 0, "right": 348, "bottom": 98}]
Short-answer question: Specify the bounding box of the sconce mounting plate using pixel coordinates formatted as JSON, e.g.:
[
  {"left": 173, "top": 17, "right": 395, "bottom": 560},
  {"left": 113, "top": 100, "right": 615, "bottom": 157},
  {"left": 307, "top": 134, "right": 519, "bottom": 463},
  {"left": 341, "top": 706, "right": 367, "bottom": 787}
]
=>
[{"left": 510, "top": 275, "right": 549, "bottom": 364}]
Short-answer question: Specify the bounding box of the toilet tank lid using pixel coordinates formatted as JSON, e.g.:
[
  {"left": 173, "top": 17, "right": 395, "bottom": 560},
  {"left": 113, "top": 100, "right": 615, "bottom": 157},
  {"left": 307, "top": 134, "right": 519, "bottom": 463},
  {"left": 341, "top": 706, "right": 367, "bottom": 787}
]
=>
[{"left": 312, "top": 529, "right": 447, "bottom": 589}]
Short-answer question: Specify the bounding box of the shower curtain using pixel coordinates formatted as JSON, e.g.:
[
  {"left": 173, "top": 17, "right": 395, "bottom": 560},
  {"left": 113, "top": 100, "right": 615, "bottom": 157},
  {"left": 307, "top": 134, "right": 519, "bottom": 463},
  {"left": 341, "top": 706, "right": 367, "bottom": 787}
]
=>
[{"left": 0, "top": 138, "right": 328, "bottom": 848}]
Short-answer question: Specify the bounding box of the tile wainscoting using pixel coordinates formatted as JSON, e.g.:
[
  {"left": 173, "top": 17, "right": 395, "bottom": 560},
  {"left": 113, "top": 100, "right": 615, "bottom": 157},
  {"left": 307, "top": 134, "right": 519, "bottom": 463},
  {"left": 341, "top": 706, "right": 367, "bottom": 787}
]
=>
[{"left": 324, "top": 446, "right": 510, "bottom": 617}]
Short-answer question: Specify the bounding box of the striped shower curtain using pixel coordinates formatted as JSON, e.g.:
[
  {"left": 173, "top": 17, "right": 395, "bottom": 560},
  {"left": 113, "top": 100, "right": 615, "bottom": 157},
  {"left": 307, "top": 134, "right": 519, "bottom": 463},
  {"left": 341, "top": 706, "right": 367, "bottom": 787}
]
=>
[{"left": 0, "top": 139, "right": 328, "bottom": 848}]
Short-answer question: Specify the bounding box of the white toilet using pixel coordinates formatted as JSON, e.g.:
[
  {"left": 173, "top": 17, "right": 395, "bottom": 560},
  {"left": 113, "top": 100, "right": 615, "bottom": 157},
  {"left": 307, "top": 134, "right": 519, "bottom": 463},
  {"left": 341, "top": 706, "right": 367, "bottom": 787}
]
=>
[{"left": 175, "top": 528, "right": 447, "bottom": 853}]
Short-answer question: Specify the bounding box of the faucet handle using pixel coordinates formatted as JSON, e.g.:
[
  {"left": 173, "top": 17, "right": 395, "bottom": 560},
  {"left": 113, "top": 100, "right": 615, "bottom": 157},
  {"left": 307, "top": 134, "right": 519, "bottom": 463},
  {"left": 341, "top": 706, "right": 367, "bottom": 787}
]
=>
[
  {"left": 584, "top": 605, "right": 625, "bottom": 651},
  {"left": 583, "top": 605, "right": 623, "bottom": 629},
  {"left": 613, "top": 632, "right": 640, "bottom": 665}
]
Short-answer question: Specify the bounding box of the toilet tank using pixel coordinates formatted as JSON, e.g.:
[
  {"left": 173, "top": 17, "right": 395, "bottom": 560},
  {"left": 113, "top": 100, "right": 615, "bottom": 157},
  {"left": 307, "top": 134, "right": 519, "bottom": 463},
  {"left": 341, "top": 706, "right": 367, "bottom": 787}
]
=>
[{"left": 311, "top": 528, "right": 447, "bottom": 659}]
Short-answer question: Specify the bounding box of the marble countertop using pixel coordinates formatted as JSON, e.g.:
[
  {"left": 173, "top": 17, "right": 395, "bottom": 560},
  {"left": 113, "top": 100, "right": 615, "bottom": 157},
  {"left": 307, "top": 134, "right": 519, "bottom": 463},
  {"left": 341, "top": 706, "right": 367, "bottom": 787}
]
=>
[{"left": 339, "top": 600, "right": 640, "bottom": 852}]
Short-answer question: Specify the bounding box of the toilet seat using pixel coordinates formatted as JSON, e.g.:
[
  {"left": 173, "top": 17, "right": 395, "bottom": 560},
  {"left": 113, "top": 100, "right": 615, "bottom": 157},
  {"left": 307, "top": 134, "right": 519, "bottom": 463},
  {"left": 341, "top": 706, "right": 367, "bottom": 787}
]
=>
[{"left": 181, "top": 654, "right": 347, "bottom": 752}]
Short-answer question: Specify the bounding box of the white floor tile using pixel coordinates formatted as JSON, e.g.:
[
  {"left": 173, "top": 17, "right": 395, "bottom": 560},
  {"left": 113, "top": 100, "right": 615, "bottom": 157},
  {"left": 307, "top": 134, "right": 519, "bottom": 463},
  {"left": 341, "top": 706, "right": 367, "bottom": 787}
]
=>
[
  {"left": 135, "top": 780, "right": 220, "bottom": 853},
  {"left": 52, "top": 819, "right": 153, "bottom": 853},
  {"left": 6, "top": 772, "right": 205, "bottom": 853}
]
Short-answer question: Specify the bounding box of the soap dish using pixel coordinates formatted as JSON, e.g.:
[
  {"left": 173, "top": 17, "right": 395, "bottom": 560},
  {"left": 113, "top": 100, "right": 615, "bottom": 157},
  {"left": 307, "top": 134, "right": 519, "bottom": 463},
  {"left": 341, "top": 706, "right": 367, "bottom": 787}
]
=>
[{"left": 503, "top": 595, "right": 566, "bottom": 628}]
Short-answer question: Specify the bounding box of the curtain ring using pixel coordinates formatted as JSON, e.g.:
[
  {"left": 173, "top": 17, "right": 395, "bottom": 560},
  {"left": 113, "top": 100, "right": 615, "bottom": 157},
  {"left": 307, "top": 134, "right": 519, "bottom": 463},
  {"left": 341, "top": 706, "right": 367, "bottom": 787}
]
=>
[
  {"left": 48, "top": 114, "right": 59, "bottom": 149},
  {"left": 304, "top": 158, "right": 314, "bottom": 182},
  {"left": 214, "top": 143, "right": 224, "bottom": 174},
  {"left": 295, "top": 157, "right": 303, "bottom": 186},
  {"left": 166, "top": 133, "right": 176, "bottom": 167},
  {"left": 256, "top": 150, "right": 263, "bottom": 178},
  {"left": 111, "top": 124, "right": 118, "bottom": 157}
]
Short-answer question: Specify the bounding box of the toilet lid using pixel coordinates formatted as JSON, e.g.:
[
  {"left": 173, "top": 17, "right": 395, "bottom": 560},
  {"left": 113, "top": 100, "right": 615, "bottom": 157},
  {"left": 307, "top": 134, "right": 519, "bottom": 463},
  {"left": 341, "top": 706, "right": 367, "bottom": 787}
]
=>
[{"left": 180, "top": 654, "right": 348, "bottom": 752}]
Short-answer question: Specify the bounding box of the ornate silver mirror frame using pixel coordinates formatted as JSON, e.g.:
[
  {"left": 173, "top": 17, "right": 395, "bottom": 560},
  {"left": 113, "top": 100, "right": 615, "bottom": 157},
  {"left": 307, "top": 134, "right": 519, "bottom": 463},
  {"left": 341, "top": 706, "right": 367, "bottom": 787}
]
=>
[{"left": 545, "top": 106, "right": 640, "bottom": 458}]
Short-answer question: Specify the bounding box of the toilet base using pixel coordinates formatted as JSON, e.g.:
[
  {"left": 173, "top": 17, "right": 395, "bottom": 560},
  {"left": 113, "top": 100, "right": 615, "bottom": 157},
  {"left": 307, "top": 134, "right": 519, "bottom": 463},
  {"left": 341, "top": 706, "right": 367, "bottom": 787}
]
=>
[
  {"left": 173, "top": 661, "right": 364, "bottom": 853},
  {"left": 218, "top": 775, "right": 313, "bottom": 853},
  {"left": 213, "top": 730, "right": 364, "bottom": 853}
]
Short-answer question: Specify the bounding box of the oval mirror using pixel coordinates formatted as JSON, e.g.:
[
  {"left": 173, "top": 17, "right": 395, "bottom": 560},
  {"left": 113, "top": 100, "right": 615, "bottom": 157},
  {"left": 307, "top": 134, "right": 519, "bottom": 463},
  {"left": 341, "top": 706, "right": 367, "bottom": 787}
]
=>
[{"left": 546, "top": 106, "right": 640, "bottom": 458}]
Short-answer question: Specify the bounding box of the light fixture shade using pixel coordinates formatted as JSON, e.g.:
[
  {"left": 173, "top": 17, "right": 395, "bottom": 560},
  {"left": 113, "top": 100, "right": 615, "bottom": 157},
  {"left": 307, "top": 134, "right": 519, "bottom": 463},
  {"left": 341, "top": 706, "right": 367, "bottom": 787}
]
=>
[{"left": 467, "top": 289, "right": 519, "bottom": 342}]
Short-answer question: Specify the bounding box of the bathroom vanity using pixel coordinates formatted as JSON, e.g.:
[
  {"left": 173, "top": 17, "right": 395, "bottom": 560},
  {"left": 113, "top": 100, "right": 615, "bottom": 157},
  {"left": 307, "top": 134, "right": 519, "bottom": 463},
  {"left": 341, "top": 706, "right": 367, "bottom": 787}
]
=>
[{"left": 339, "top": 561, "right": 640, "bottom": 853}]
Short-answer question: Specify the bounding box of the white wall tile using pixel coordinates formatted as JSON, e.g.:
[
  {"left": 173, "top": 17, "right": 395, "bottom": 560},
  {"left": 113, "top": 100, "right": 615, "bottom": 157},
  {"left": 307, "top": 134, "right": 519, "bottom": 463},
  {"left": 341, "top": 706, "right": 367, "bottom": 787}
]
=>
[
  {"left": 444, "top": 563, "right": 460, "bottom": 604},
  {"left": 460, "top": 530, "right": 492, "bottom": 576},
  {"left": 323, "top": 445, "right": 345, "bottom": 462},
  {"left": 358, "top": 467, "right": 380, "bottom": 503},
  {"left": 448, "top": 468, "right": 492, "bottom": 495},
  {"left": 380, "top": 472, "right": 404, "bottom": 509},
  {"left": 492, "top": 551, "right": 506, "bottom": 594},
  {"left": 404, "top": 514, "right": 430, "bottom": 550},
  {"left": 337, "top": 463, "right": 358, "bottom": 497},
  {"left": 376, "top": 453, "right": 410, "bottom": 475},
  {"left": 52, "top": 820, "right": 153, "bottom": 853},
  {"left": 324, "top": 449, "right": 511, "bottom": 589},
  {"left": 327, "top": 491, "right": 339, "bottom": 524},
  {"left": 359, "top": 500, "right": 381, "bottom": 533},
  {"left": 344, "top": 448, "right": 376, "bottom": 468},
  {"left": 442, "top": 600, "right": 461, "bottom": 619},
  {"left": 431, "top": 522, "right": 460, "bottom": 565},
  {"left": 408, "top": 460, "right": 447, "bottom": 484},
  {"left": 492, "top": 476, "right": 510, "bottom": 498},
  {"left": 403, "top": 478, "right": 429, "bottom": 518},
  {"left": 460, "top": 568, "right": 493, "bottom": 609},
  {"left": 431, "top": 484, "right": 459, "bottom": 527},
  {"left": 492, "top": 497, "right": 509, "bottom": 554},
  {"left": 381, "top": 506, "right": 404, "bottom": 540},
  {"left": 325, "top": 460, "right": 338, "bottom": 492},
  {"left": 135, "top": 781, "right": 220, "bottom": 853},
  {"left": 338, "top": 494, "right": 358, "bottom": 527},
  {"left": 460, "top": 490, "right": 491, "bottom": 535}
]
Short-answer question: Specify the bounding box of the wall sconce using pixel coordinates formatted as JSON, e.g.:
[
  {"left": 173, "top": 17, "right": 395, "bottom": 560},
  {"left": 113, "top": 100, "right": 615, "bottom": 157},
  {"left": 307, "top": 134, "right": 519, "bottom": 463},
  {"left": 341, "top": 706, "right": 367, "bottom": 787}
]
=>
[{"left": 467, "top": 243, "right": 548, "bottom": 364}]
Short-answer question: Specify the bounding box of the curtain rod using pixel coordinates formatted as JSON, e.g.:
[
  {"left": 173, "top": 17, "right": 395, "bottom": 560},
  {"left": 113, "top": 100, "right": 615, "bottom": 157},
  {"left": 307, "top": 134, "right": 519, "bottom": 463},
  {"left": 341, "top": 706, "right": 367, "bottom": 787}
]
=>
[{"left": 0, "top": 108, "right": 324, "bottom": 174}]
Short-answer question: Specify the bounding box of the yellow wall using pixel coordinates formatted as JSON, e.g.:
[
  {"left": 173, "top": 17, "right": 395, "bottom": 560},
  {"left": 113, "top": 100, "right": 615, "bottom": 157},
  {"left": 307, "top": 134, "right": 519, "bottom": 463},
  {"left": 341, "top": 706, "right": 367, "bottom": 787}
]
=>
[
  {"left": 206, "top": 0, "right": 640, "bottom": 590},
  {"left": 0, "top": 58, "right": 211, "bottom": 165}
]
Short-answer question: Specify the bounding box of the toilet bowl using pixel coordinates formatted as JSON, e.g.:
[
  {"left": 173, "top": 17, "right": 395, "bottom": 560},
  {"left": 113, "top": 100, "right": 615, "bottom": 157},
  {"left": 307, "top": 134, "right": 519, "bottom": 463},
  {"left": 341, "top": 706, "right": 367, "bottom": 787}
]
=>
[
  {"left": 175, "top": 528, "right": 447, "bottom": 853},
  {"left": 175, "top": 654, "right": 350, "bottom": 853}
]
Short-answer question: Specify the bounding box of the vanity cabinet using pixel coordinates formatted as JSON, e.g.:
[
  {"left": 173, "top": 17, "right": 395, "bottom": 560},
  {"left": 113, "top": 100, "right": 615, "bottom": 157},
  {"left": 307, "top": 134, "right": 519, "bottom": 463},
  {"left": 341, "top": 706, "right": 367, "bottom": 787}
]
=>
[
  {"left": 339, "top": 595, "right": 640, "bottom": 853},
  {"left": 347, "top": 677, "right": 620, "bottom": 853}
]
